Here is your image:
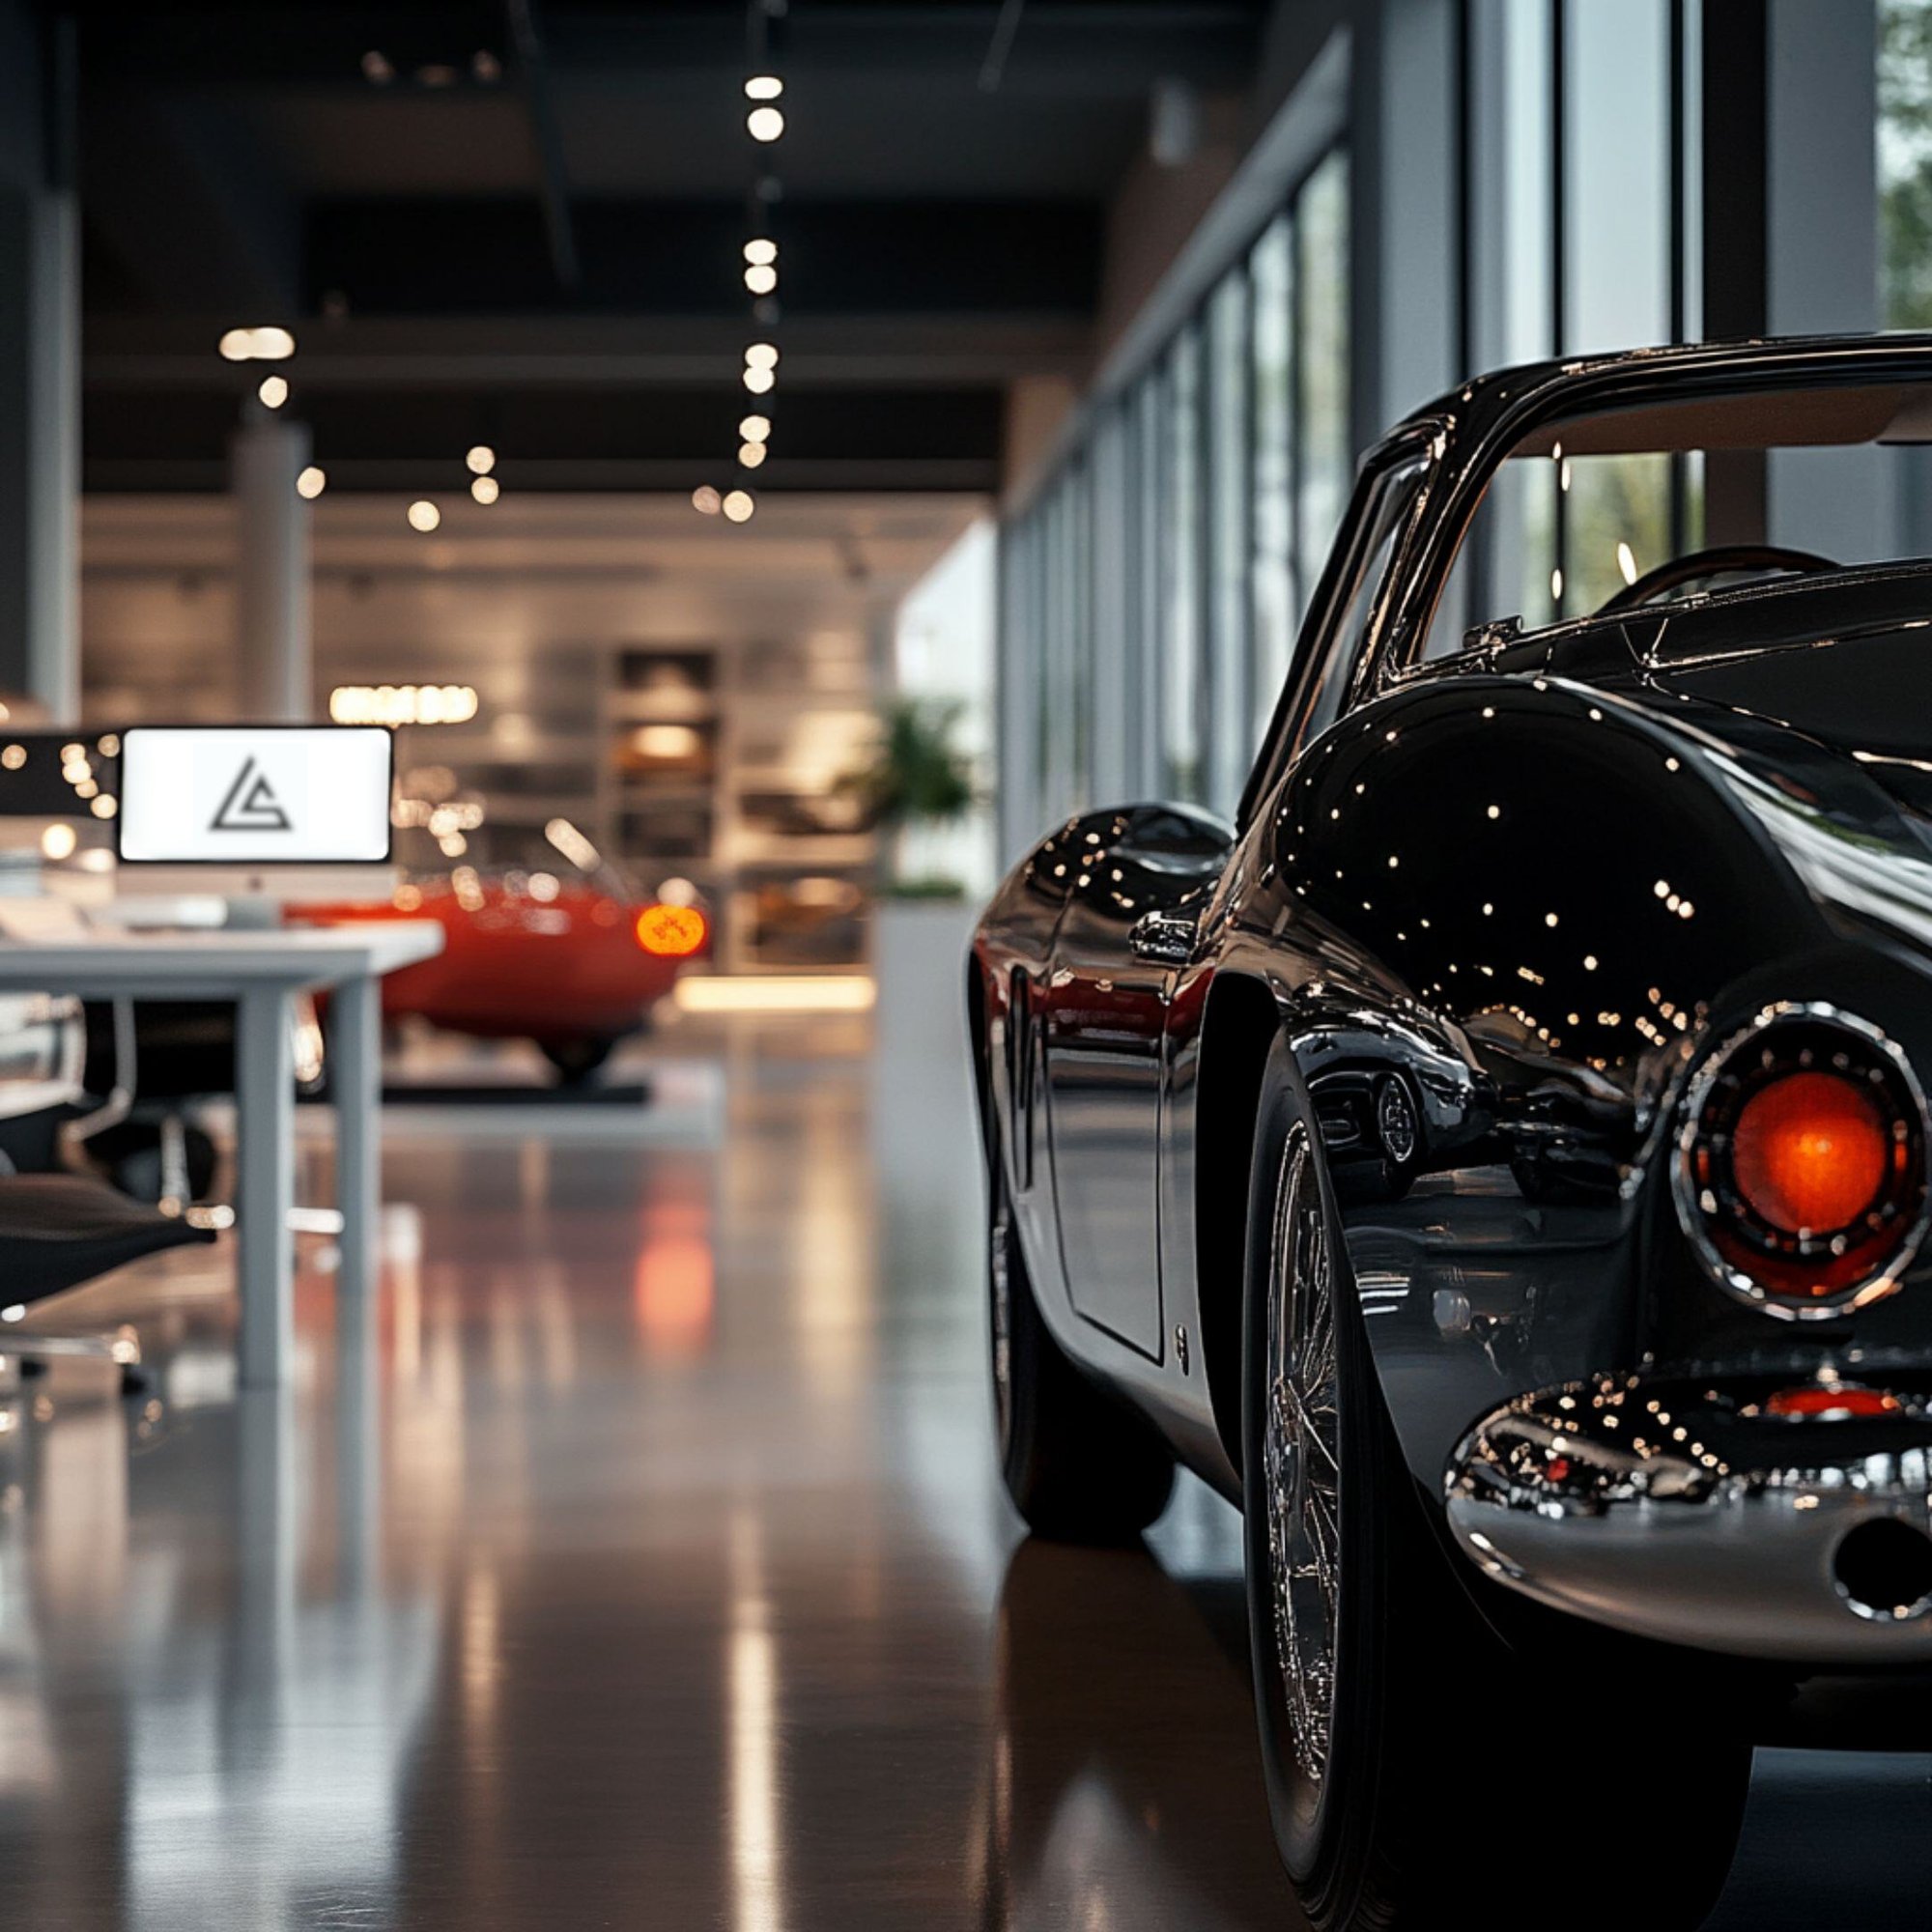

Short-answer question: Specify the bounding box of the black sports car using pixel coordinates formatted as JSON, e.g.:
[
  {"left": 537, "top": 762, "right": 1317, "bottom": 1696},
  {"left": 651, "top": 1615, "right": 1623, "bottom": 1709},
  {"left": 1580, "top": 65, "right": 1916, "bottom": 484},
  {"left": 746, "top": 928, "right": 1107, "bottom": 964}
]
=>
[{"left": 969, "top": 335, "right": 1932, "bottom": 1929}]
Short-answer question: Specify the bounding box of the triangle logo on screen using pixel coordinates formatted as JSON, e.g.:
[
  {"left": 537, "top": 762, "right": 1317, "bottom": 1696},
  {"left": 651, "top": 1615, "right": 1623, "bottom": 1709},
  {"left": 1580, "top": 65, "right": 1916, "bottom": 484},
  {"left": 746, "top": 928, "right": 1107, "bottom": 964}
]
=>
[{"left": 210, "top": 757, "right": 292, "bottom": 834}]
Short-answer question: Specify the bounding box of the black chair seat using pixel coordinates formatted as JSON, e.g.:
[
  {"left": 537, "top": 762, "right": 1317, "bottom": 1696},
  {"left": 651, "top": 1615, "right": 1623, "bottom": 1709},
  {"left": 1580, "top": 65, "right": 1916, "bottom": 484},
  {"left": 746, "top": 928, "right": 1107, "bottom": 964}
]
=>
[
  {"left": 83, "top": 1000, "right": 239, "bottom": 1099},
  {"left": 0, "top": 1173, "right": 217, "bottom": 1307}
]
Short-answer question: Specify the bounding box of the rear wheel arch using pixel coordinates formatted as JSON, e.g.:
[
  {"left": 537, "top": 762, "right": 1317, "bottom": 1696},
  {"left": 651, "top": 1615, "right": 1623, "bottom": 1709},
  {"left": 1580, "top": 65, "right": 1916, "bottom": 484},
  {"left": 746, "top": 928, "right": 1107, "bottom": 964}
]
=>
[
  {"left": 1193, "top": 970, "right": 1288, "bottom": 1479},
  {"left": 965, "top": 952, "right": 994, "bottom": 1167}
]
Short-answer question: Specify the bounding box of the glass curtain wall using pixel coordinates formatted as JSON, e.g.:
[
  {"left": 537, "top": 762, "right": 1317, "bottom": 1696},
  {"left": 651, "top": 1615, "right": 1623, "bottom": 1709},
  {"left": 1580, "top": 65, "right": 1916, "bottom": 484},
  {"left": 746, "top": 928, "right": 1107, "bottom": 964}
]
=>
[
  {"left": 995, "top": 6, "right": 1706, "bottom": 854},
  {"left": 1882, "top": 0, "right": 1932, "bottom": 329},
  {"left": 1458, "top": 0, "right": 1700, "bottom": 636},
  {"left": 1881, "top": 0, "right": 1932, "bottom": 554},
  {"left": 999, "top": 147, "right": 1351, "bottom": 844}
]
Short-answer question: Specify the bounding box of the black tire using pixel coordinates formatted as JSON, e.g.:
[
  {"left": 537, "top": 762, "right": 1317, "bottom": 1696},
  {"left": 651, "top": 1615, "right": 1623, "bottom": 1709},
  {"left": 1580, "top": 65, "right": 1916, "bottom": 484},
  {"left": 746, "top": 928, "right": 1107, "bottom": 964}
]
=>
[
  {"left": 988, "top": 1124, "right": 1173, "bottom": 1544},
  {"left": 1240, "top": 1037, "right": 1751, "bottom": 1930},
  {"left": 540, "top": 1037, "right": 615, "bottom": 1085}
]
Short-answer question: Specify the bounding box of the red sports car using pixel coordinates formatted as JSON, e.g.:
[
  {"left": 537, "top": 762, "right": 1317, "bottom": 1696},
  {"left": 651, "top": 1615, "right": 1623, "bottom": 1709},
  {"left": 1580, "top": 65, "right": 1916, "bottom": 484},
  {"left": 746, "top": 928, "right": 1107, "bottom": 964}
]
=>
[{"left": 304, "top": 875, "right": 707, "bottom": 1080}]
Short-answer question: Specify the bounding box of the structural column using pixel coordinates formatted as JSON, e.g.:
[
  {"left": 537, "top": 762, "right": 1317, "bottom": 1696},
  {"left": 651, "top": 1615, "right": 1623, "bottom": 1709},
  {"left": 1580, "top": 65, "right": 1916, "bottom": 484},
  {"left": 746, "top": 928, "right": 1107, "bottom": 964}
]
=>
[
  {"left": 230, "top": 412, "right": 314, "bottom": 723},
  {"left": 0, "top": 3, "right": 79, "bottom": 722},
  {"left": 1702, "top": 0, "right": 1884, "bottom": 554},
  {"left": 1766, "top": 0, "right": 1884, "bottom": 560},
  {"left": 1350, "top": 0, "right": 1462, "bottom": 452}
]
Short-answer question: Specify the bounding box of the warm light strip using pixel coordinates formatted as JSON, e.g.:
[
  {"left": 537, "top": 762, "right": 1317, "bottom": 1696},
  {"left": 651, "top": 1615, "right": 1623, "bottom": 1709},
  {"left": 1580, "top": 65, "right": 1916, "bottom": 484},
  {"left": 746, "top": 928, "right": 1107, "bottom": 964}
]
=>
[
  {"left": 674, "top": 975, "right": 876, "bottom": 1015},
  {"left": 329, "top": 683, "right": 478, "bottom": 726}
]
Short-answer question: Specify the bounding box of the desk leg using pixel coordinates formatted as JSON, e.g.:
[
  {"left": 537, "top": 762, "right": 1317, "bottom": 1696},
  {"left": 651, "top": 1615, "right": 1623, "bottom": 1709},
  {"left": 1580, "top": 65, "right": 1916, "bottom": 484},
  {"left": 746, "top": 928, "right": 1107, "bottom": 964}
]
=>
[
  {"left": 333, "top": 971, "right": 381, "bottom": 1311},
  {"left": 236, "top": 985, "right": 295, "bottom": 1389}
]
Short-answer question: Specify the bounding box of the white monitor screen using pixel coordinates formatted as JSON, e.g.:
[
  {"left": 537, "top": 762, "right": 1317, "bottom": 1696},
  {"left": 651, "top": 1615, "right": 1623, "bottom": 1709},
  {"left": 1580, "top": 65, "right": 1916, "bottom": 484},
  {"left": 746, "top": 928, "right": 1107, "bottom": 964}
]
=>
[{"left": 117, "top": 727, "right": 394, "bottom": 865}]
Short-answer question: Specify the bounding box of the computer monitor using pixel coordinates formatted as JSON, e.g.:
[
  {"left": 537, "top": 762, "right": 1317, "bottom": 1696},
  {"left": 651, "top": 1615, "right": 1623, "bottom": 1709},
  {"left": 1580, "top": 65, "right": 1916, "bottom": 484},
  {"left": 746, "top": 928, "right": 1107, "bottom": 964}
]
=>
[{"left": 117, "top": 725, "right": 393, "bottom": 867}]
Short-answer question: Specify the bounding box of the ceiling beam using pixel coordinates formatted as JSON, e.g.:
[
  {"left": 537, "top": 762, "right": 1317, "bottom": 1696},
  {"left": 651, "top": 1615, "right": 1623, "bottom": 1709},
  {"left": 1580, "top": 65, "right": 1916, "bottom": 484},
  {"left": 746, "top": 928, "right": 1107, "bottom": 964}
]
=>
[
  {"left": 297, "top": 198, "right": 1100, "bottom": 317},
  {"left": 82, "top": 455, "right": 1001, "bottom": 495},
  {"left": 78, "top": 377, "right": 1007, "bottom": 493},
  {"left": 83, "top": 312, "right": 1093, "bottom": 389},
  {"left": 74, "top": 4, "right": 1263, "bottom": 90}
]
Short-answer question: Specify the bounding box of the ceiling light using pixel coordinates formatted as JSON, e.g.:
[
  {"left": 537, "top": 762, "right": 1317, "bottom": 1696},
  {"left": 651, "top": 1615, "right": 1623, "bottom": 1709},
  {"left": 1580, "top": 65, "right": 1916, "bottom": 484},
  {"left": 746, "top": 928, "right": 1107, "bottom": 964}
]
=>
[
  {"left": 471, "top": 475, "right": 499, "bottom": 504},
  {"left": 466, "top": 444, "right": 496, "bottom": 475},
  {"left": 745, "top": 265, "right": 777, "bottom": 295},
  {"left": 747, "top": 106, "right": 785, "bottom": 142},
  {"left": 745, "top": 342, "right": 779, "bottom": 369},
  {"left": 692, "top": 486, "right": 722, "bottom": 515},
  {"left": 744, "top": 239, "right": 778, "bottom": 266},
  {"left": 743, "top": 366, "right": 775, "bottom": 395},
  {"left": 723, "top": 491, "right": 755, "bottom": 524},
  {"left": 738, "top": 441, "right": 767, "bottom": 469},
  {"left": 408, "top": 499, "right": 441, "bottom": 532},
  {"left": 745, "top": 75, "right": 784, "bottom": 100},
  {"left": 739, "top": 414, "right": 771, "bottom": 441},
  {"left": 257, "top": 374, "right": 289, "bottom": 408},
  {"left": 221, "top": 325, "right": 296, "bottom": 361},
  {"left": 296, "top": 466, "right": 327, "bottom": 499}
]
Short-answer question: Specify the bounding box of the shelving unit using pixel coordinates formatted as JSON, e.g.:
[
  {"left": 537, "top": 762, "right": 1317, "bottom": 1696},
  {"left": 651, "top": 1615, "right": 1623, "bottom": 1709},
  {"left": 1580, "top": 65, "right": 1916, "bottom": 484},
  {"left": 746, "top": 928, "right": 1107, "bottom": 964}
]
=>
[{"left": 597, "top": 639, "right": 880, "bottom": 974}]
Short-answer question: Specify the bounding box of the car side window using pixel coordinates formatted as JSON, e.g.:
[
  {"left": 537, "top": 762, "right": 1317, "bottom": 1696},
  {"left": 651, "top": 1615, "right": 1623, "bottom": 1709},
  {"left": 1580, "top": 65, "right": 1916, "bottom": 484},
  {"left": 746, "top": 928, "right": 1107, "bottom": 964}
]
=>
[{"left": 1239, "top": 452, "right": 1431, "bottom": 823}]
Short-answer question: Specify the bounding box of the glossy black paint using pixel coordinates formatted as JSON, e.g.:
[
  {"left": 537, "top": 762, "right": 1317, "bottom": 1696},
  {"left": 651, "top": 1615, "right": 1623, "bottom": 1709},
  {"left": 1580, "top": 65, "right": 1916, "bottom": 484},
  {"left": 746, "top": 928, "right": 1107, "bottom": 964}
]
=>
[{"left": 974, "top": 336, "right": 1932, "bottom": 1637}]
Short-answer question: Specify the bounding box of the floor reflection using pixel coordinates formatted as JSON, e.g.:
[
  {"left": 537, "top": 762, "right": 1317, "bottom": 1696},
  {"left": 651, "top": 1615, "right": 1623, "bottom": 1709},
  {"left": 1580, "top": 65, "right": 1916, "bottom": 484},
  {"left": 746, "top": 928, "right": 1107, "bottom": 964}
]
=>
[
  {"left": 0, "top": 1021, "right": 1921, "bottom": 1926},
  {"left": 982, "top": 1536, "right": 1305, "bottom": 1931}
]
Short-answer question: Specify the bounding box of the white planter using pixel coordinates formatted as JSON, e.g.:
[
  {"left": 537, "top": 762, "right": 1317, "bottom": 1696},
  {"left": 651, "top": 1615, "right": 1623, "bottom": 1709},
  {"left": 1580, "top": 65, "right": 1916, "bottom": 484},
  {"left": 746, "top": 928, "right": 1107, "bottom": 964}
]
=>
[{"left": 870, "top": 896, "right": 980, "bottom": 1194}]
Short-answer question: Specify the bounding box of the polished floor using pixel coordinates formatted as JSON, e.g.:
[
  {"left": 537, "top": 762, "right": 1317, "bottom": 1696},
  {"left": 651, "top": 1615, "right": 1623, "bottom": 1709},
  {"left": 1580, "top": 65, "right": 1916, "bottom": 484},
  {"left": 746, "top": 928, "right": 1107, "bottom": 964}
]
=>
[{"left": 0, "top": 1018, "right": 1926, "bottom": 1929}]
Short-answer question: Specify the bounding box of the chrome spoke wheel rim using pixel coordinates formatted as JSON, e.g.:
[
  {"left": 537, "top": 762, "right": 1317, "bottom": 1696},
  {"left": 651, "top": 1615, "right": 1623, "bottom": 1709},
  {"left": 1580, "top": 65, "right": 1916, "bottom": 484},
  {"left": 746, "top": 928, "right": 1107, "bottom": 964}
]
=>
[{"left": 1264, "top": 1125, "right": 1341, "bottom": 1790}]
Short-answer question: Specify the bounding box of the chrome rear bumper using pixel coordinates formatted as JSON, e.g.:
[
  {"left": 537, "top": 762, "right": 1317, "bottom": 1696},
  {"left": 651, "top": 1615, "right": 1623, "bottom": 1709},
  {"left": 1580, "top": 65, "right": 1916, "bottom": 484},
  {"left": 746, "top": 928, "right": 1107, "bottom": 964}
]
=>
[{"left": 1445, "top": 1371, "right": 1932, "bottom": 1664}]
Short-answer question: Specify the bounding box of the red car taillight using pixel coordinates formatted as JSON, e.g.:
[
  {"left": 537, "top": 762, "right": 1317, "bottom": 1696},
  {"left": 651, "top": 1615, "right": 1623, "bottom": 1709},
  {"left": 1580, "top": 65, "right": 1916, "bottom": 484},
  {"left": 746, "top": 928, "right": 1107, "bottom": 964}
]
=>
[
  {"left": 636, "top": 903, "right": 706, "bottom": 957},
  {"left": 1674, "top": 1006, "right": 1928, "bottom": 1318},
  {"left": 1731, "top": 1069, "right": 1892, "bottom": 1237}
]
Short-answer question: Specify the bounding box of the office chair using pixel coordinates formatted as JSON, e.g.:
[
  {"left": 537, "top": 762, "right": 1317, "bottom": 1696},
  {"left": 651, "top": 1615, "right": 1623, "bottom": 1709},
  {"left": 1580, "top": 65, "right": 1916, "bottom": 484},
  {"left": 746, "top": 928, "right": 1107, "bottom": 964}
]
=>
[
  {"left": 0, "top": 996, "right": 218, "bottom": 1393},
  {"left": 0, "top": 1166, "right": 217, "bottom": 1392},
  {"left": 77, "top": 996, "right": 333, "bottom": 1229}
]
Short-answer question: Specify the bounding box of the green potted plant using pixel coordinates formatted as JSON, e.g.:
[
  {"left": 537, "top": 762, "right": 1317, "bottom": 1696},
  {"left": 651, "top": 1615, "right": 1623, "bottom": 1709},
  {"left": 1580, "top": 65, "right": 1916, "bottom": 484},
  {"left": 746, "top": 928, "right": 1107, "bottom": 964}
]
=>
[{"left": 845, "top": 697, "right": 977, "bottom": 899}]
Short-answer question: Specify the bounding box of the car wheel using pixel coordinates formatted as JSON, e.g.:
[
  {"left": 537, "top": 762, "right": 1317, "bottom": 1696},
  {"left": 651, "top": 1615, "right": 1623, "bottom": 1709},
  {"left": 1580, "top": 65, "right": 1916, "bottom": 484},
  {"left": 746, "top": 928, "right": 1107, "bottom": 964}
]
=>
[
  {"left": 540, "top": 1037, "right": 614, "bottom": 1084},
  {"left": 988, "top": 1120, "right": 1173, "bottom": 1544},
  {"left": 1370, "top": 1072, "right": 1419, "bottom": 1200},
  {"left": 1240, "top": 1037, "right": 1752, "bottom": 1929}
]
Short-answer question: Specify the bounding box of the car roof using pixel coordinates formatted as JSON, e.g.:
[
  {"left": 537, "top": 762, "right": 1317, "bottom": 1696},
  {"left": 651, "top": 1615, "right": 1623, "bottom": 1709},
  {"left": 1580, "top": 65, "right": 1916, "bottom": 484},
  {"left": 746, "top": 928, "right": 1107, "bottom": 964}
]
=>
[{"left": 1379, "top": 332, "right": 1932, "bottom": 467}]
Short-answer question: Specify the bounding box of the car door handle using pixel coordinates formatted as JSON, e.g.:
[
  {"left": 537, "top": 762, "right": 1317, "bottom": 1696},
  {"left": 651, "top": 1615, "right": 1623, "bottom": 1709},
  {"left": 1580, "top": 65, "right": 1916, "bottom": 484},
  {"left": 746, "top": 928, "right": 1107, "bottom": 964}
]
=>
[{"left": 1127, "top": 909, "right": 1198, "bottom": 965}]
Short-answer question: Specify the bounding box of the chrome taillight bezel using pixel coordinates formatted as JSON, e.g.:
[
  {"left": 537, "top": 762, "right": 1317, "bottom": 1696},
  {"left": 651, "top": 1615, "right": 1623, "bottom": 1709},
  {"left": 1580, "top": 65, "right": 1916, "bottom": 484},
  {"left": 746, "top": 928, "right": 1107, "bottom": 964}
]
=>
[{"left": 1671, "top": 1002, "right": 1930, "bottom": 1321}]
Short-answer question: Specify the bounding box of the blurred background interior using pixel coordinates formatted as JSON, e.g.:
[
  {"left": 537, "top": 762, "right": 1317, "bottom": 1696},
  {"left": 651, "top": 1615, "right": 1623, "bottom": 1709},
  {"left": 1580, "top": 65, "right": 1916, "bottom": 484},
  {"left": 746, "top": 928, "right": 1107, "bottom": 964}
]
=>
[{"left": 0, "top": 3, "right": 1928, "bottom": 1927}]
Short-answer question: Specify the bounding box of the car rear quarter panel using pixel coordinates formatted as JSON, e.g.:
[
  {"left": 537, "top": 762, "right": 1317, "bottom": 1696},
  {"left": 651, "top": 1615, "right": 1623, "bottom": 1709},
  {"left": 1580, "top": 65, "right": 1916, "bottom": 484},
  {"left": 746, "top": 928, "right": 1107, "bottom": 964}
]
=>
[{"left": 1209, "top": 674, "right": 1878, "bottom": 1491}]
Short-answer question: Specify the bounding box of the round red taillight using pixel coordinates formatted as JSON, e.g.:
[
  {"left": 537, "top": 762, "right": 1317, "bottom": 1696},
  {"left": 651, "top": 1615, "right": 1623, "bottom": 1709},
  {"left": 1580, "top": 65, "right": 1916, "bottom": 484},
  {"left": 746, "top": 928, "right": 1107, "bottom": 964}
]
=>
[
  {"left": 1674, "top": 1007, "right": 1928, "bottom": 1317},
  {"left": 636, "top": 903, "right": 706, "bottom": 957},
  {"left": 1731, "top": 1069, "right": 1889, "bottom": 1236}
]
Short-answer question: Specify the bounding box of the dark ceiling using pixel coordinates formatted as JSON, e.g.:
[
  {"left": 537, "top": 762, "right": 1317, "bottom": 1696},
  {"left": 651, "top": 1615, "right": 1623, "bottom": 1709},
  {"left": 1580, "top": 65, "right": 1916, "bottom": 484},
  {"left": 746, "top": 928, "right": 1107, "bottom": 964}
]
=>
[{"left": 71, "top": 0, "right": 1274, "bottom": 494}]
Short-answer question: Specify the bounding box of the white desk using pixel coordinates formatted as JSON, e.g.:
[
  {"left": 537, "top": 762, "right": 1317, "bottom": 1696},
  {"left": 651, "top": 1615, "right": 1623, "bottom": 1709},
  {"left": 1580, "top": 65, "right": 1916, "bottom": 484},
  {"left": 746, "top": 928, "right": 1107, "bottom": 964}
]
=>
[{"left": 0, "top": 923, "right": 442, "bottom": 1386}]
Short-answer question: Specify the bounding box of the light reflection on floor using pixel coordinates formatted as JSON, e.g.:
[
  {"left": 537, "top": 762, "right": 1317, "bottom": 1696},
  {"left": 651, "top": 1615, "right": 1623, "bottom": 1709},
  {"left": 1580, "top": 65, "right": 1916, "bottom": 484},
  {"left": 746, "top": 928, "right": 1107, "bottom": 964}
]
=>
[{"left": 0, "top": 1018, "right": 1921, "bottom": 1926}]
